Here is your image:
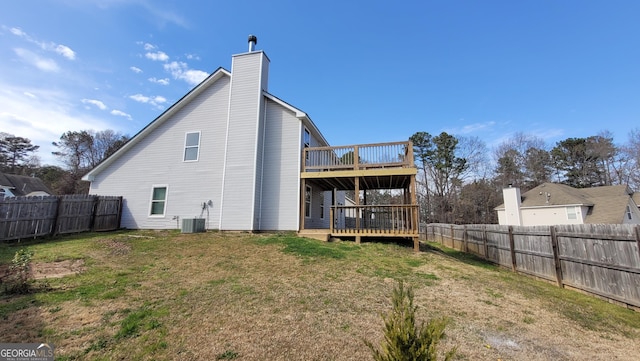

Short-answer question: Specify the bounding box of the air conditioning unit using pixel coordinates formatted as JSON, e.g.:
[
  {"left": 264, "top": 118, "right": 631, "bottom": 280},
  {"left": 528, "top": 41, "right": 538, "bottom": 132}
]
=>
[{"left": 181, "top": 218, "right": 205, "bottom": 233}]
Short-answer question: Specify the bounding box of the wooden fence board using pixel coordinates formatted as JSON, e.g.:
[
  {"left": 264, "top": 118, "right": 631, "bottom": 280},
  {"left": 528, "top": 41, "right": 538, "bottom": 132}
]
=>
[
  {"left": 0, "top": 195, "right": 122, "bottom": 241},
  {"left": 424, "top": 223, "right": 640, "bottom": 309}
]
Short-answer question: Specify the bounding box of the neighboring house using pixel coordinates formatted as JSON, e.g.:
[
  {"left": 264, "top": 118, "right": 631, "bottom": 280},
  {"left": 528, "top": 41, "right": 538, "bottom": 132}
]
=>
[
  {"left": 0, "top": 172, "right": 53, "bottom": 198},
  {"left": 82, "top": 36, "right": 419, "bottom": 245},
  {"left": 496, "top": 183, "right": 640, "bottom": 226}
]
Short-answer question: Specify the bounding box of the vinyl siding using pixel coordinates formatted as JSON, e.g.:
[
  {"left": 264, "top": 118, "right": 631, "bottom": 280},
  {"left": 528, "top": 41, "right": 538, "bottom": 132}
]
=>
[
  {"left": 220, "top": 51, "right": 268, "bottom": 230},
  {"left": 88, "top": 76, "right": 230, "bottom": 229},
  {"left": 301, "top": 125, "right": 331, "bottom": 229},
  {"left": 258, "top": 100, "right": 301, "bottom": 230}
]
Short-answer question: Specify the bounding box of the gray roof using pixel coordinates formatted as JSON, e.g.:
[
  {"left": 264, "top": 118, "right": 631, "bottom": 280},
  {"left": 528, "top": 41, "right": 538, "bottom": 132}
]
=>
[
  {"left": 0, "top": 172, "right": 53, "bottom": 197},
  {"left": 497, "top": 183, "right": 636, "bottom": 224}
]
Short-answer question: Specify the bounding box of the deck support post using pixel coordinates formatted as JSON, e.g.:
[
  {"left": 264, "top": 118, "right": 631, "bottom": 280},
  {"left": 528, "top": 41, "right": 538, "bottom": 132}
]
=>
[{"left": 300, "top": 178, "right": 306, "bottom": 231}]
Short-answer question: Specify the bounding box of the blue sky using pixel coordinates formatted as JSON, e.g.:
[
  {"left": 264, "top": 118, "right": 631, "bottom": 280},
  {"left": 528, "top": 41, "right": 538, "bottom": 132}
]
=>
[{"left": 1, "top": 0, "right": 639, "bottom": 166}]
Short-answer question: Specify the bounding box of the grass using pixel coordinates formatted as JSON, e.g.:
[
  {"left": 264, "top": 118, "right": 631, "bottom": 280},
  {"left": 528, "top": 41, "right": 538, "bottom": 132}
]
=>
[
  {"left": 0, "top": 231, "right": 639, "bottom": 360},
  {"left": 425, "top": 240, "right": 640, "bottom": 335}
]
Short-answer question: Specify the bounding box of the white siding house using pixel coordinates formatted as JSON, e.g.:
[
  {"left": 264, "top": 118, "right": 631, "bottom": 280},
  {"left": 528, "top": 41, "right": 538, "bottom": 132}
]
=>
[
  {"left": 496, "top": 183, "right": 640, "bottom": 226},
  {"left": 83, "top": 37, "right": 329, "bottom": 231}
]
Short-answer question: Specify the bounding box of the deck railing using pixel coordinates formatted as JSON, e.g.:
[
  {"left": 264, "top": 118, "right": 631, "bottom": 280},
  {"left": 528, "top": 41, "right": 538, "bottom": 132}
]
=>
[
  {"left": 330, "top": 205, "right": 419, "bottom": 235},
  {"left": 303, "top": 141, "right": 414, "bottom": 172}
]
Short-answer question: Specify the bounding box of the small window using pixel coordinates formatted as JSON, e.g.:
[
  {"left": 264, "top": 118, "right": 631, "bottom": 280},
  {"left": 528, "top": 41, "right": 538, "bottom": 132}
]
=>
[
  {"left": 320, "top": 195, "right": 324, "bottom": 219},
  {"left": 150, "top": 186, "right": 168, "bottom": 216},
  {"left": 566, "top": 206, "right": 577, "bottom": 220},
  {"left": 304, "top": 128, "right": 310, "bottom": 148},
  {"left": 304, "top": 128, "right": 311, "bottom": 162},
  {"left": 627, "top": 206, "right": 632, "bottom": 220},
  {"left": 184, "top": 132, "right": 201, "bottom": 161},
  {"left": 305, "top": 185, "right": 312, "bottom": 218}
]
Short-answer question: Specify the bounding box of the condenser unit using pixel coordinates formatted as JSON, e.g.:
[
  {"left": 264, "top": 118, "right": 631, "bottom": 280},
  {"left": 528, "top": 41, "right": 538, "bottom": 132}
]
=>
[{"left": 181, "top": 218, "right": 205, "bottom": 233}]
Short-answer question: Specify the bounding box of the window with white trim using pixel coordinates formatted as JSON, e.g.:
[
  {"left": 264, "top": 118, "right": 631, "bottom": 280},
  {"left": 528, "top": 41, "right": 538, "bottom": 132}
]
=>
[
  {"left": 305, "top": 185, "right": 312, "bottom": 218},
  {"left": 626, "top": 206, "right": 632, "bottom": 220},
  {"left": 184, "top": 131, "right": 201, "bottom": 161},
  {"left": 566, "top": 206, "right": 577, "bottom": 220},
  {"left": 150, "top": 185, "right": 168, "bottom": 216}
]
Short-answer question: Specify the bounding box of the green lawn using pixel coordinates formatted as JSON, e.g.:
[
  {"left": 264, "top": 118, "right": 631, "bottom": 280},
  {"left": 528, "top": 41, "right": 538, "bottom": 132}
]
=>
[{"left": 1, "top": 231, "right": 639, "bottom": 360}]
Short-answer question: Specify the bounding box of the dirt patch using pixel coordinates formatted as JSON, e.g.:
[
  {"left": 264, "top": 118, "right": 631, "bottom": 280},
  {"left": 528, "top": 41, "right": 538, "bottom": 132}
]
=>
[
  {"left": 96, "top": 238, "right": 132, "bottom": 255},
  {"left": 0, "top": 259, "right": 85, "bottom": 281},
  {"left": 30, "top": 259, "right": 85, "bottom": 280}
]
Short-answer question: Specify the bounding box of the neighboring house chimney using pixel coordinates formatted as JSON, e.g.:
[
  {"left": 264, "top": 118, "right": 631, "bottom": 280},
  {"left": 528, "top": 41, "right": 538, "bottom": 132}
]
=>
[
  {"left": 503, "top": 185, "right": 523, "bottom": 226},
  {"left": 248, "top": 34, "right": 257, "bottom": 52}
]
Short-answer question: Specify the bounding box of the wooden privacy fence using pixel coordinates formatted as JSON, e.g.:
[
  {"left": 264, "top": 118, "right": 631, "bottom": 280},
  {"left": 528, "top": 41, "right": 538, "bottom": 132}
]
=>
[
  {"left": 422, "top": 223, "right": 640, "bottom": 310},
  {"left": 0, "top": 195, "right": 123, "bottom": 241}
]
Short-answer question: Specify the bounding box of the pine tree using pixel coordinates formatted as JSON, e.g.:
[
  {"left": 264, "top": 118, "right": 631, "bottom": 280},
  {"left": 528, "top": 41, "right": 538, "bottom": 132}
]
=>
[{"left": 365, "top": 282, "right": 456, "bottom": 361}]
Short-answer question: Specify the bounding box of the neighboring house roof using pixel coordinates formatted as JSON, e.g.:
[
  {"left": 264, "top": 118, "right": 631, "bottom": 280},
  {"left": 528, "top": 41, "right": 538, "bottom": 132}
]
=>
[
  {"left": 496, "top": 182, "right": 637, "bottom": 224},
  {"left": 0, "top": 172, "right": 53, "bottom": 197}
]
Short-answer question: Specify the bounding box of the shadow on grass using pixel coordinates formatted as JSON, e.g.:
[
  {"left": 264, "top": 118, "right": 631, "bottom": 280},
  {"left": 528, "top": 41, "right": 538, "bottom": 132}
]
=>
[
  {"left": 420, "top": 241, "right": 498, "bottom": 271},
  {"left": 0, "top": 230, "right": 138, "bottom": 264}
]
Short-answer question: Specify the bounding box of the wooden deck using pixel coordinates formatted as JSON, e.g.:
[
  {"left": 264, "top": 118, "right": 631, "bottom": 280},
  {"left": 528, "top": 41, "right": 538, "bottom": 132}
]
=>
[{"left": 300, "top": 141, "right": 419, "bottom": 251}]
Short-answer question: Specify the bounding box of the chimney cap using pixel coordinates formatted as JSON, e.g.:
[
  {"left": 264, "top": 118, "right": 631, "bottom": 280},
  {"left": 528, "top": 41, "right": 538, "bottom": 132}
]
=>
[{"left": 248, "top": 34, "right": 257, "bottom": 44}]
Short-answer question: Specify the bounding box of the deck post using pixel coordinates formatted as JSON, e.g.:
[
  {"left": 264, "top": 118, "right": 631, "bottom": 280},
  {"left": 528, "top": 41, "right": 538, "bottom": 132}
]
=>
[
  {"left": 354, "top": 176, "right": 360, "bottom": 231},
  {"left": 300, "top": 178, "right": 306, "bottom": 231},
  {"left": 330, "top": 207, "right": 334, "bottom": 234}
]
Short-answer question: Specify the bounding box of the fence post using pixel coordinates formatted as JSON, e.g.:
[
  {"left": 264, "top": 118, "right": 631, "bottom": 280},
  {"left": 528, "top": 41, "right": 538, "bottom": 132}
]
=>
[
  {"left": 89, "top": 195, "right": 99, "bottom": 231},
  {"left": 483, "top": 225, "right": 489, "bottom": 260},
  {"left": 508, "top": 226, "right": 517, "bottom": 272},
  {"left": 51, "top": 196, "right": 64, "bottom": 237},
  {"left": 463, "top": 225, "right": 468, "bottom": 253},
  {"left": 550, "top": 226, "right": 564, "bottom": 288},
  {"left": 635, "top": 225, "right": 640, "bottom": 264},
  {"left": 450, "top": 224, "right": 454, "bottom": 249}
]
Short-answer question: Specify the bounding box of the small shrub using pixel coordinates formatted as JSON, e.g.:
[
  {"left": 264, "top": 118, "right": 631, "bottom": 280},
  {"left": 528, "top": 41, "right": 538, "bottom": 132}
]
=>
[
  {"left": 364, "top": 281, "right": 456, "bottom": 361},
  {"left": 2, "top": 249, "right": 34, "bottom": 294},
  {"left": 216, "top": 350, "right": 238, "bottom": 360}
]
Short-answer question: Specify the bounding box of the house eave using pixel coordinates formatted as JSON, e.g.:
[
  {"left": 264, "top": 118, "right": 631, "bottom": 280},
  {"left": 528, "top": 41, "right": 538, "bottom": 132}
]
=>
[{"left": 263, "top": 91, "right": 329, "bottom": 146}]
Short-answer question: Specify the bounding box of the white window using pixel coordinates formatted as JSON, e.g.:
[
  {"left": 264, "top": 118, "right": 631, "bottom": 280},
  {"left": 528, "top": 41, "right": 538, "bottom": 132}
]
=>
[
  {"left": 626, "top": 206, "right": 633, "bottom": 220},
  {"left": 305, "top": 185, "right": 312, "bottom": 218},
  {"left": 184, "top": 131, "right": 201, "bottom": 161},
  {"left": 320, "top": 195, "right": 324, "bottom": 219},
  {"left": 566, "top": 206, "right": 577, "bottom": 220},
  {"left": 150, "top": 185, "right": 168, "bottom": 216}
]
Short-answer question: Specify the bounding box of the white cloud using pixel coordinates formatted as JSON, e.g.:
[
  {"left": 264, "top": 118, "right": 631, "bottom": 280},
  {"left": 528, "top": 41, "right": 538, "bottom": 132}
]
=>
[
  {"left": 444, "top": 120, "right": 497, "bottom": 135},
  {"left": 111, "top": 109, "right": 132, "bottom": 120},
  {"left": 23, "top": 92, "right": 37, "bottom": 99},
  {"left": 148, "top": 77, "right": 169, "bottom": 85},
  {"left": 130, "top": 66, "right": 143, "bottom": 73},
  {"left": 129, "top": 94, "right": 150, "bottom": 103},
  {"left": 129, "top": 93, "right": 167, "bottom": 108},
  {"left": 9, "top": 27, "right": 27, "bottom": 37},
  {"left": 9, "top": 27, "right": 76, "bottom": 61},
  {"left": 81, "top": 98, "right": 107, "bottom": 110},
  {"left": 145, "top": 51, "right": 169, "bottom": 62},
  {"left": 0, "top": 86, "right": 117, "bottom": 165},
  {"left": 14, "top": 48, "right": 60, "bottom": 72},
  {"left": 55, "top": 44, "right": 76, "bottom": 60},
  {"left": 143, "top": 43, "right": 156, "bottom": 51},
  {"left": 185, "top": 53, "right": 200, "bottom": 60},
  {"left": 164, "top": 61, "right": 208, "bottom": 85}
]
